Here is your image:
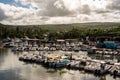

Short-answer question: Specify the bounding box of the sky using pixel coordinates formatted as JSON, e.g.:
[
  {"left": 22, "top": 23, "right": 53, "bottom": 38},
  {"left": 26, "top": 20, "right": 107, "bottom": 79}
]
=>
[{"left": 0, "top": 0, "right": 120, "bottom": 25}]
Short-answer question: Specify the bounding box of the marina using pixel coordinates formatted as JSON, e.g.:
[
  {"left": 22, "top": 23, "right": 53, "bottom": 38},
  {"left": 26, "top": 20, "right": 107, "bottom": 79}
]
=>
[
  {"left": 0, "top": 48, "right": 120, "bottom": 80},
  {"left": 0, "top": 0, "right": 120, "bottom": 80},
  {"left": 18, "top": 50, "right": 120, "bottom": 77}
]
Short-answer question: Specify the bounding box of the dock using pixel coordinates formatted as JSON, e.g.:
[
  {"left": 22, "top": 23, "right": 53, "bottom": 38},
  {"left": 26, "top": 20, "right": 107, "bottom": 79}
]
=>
[{"left": 18, "top": 51, "right": 120, "bottom": 77}]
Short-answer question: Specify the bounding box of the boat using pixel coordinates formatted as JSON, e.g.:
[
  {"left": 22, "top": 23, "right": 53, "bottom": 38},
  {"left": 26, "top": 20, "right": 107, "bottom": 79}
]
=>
[
  {"left": 84, "top": 60, "right": 108, "bottom": 75},
  {"left": 73, "top": 47, "right": 79, "bottom": 52},
  {"left": 80, "top": 46, "right": 88, "bottom": 51},
  {"left": 52, "top": 59, "right": 70, "bottom": 68},
  {"left": 12, "top": 47, "right": 26, "bottom": 51},
  {"left": 109, "top": 63, "right": 120, "bottom": 77}
]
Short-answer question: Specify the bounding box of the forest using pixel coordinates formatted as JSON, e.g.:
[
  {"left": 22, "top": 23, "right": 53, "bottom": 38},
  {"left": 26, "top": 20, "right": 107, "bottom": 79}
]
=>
[{"left": 0, "top": 23, "right": 120, "bottom": 40}]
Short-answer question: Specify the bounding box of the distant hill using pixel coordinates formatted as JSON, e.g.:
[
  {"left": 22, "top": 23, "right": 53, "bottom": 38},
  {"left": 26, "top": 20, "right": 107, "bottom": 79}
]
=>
[
  {"left": 1, "top": 22, "right": 120, "bottom": 32},
  {"left": 26, "top": 22, "right": 120, "bottom": 32},
  {"left": 73, "top": 22, "right": 120, "bottom": 25}
]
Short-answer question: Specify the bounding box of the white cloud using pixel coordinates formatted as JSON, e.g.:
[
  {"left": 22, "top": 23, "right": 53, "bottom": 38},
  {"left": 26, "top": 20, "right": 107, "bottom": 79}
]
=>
[{"left": 0, "top": 0, "right": 120, "bottom": 25}]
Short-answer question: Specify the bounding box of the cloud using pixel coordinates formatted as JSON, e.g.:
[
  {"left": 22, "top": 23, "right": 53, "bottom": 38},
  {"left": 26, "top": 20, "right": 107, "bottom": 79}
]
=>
[
  {"left": 0, "top": 2, "right": 42, "bottom": 25},
  {"left": 107, "top": 0, "right": 120, "bottom": 10},
  {"left": 0, "top": 0, "right": 120, "bottom": 25},
  {"left": 40, "top": 0, "right": 73, "bottom": 17},
  {"left": 0, "top": 7, "right": 7, "bottom": 21}
]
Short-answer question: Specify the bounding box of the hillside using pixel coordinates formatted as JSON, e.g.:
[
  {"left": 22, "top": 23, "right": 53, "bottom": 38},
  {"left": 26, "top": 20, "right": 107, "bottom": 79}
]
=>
[{"left": 3, "top": 22, "right": 120, "bottom": 32}]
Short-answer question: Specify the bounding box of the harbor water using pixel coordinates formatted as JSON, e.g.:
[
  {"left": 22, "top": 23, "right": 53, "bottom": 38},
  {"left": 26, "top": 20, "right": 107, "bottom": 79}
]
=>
[{"left": 0, "top": 48, "right": 119, "bottom": 80}]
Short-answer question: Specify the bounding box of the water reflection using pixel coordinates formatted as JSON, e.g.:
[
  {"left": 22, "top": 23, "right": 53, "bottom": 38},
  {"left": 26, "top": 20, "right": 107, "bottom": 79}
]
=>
[
  {"left": 0, "top": 69, "right": 25, "bottom": 80},
  {"left": 0, "top": 48, "right": 119, "bottom": 80},
  {"left": 0, "top": 49, "right": 9, "bottom": 66}
]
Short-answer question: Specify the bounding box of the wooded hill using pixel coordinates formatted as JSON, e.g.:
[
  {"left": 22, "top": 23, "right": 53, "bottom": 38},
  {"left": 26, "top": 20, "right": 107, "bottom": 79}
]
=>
[{"left": 0, "top": 22, "right": 120, "bottom": 39}]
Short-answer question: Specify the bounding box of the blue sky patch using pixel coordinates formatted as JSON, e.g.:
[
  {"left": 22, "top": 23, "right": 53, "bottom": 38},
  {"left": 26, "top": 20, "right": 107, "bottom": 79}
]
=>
[
  {"left": 0, "top": 0, "right": 14, "bottom": 4},
  {"left": 0, "top": 0, "right": 32, "bottom": 9}
]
